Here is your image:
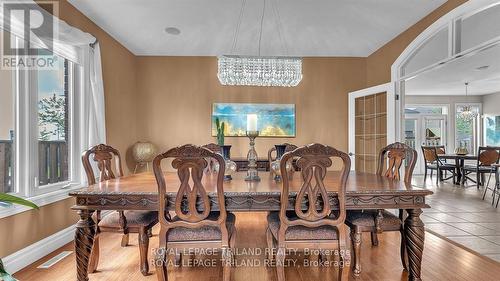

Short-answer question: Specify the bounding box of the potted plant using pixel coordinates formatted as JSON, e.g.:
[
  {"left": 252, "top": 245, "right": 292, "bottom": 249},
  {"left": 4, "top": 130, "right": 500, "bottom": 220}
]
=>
[{"left": 0, "top": 193, "right": 39, "bottom": 281}]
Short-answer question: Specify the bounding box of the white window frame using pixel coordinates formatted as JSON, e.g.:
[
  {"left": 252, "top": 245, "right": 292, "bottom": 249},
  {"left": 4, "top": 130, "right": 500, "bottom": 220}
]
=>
[{"left": 0, "top": 37, "right": 85, "bottom": 218}]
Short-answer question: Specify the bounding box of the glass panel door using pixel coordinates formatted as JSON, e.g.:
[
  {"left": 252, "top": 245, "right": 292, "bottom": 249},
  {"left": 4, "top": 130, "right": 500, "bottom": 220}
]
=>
[
  {"left": 423, "top": 116, "right": 446, "bottom": 146},
  {"left": 354, "top": 92, "right": 387, "bottom": 174}
]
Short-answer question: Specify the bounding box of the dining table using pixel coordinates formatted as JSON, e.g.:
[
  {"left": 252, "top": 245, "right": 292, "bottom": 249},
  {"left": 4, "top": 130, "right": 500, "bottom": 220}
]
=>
[
  {"left": 438, "top": 154, "right": 478, "bottom": 184},
  {"left": 70, "top": 171, "right": 433, "bottom": 281}
]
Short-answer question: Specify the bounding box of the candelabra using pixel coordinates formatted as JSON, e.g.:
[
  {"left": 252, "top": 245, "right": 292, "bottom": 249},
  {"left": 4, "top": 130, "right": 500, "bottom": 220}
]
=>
[{"left": 245, "top": 131, "right": 261, "bottom": 181}]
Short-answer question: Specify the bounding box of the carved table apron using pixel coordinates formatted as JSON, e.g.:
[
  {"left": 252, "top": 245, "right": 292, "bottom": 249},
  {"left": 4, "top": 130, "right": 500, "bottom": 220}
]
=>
[{"left": 70, "top": 171, "right": 432, "bottom": 281}]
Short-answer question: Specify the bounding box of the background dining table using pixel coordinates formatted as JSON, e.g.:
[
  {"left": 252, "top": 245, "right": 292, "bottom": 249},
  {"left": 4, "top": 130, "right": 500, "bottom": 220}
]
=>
[
  {"left": 438, "top": 154, "right": 478, "bottom": 184},
  {"left": 70, "top": 171, "right": 432, "bottom": 281}
]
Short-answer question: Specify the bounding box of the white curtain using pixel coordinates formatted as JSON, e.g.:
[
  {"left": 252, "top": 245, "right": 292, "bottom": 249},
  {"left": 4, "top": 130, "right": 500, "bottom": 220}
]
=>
[{"left": 0, "top": 0, "right": 107, "bottom": 181}]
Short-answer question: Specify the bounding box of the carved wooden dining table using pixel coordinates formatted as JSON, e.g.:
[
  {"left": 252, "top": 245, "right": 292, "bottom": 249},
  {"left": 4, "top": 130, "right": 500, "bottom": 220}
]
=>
[{"left": 70, "top": 171, "right": 432, "bottom": 281}]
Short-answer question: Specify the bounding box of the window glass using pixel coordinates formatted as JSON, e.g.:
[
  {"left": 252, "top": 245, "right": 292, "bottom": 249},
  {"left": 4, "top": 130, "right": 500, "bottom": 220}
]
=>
[
  {"left": 402, "top": 27, "right": 449, "bottom": 76},
  {"left": 0, "top": 29, "right": 16, "bottom": 194},
  {"left": 485, "top": 115, "right": 500, "bottom": 146},
  {"left": 460, "top": 4, "right": 500, "bottom": 51},
  {"left": 37, "top": 52, "right": 69, "bottom": 186},
  {"left": 455, "top": 105, "right": 480, "bottom": 153}
]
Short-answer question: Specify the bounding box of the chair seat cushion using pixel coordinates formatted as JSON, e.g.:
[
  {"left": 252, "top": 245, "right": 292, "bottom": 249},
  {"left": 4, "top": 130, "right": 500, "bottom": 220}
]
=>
[
  {"left": 167, "top": 212, "right": 236, "bottom": 242},
  {"left": 439, "top": 163, "right": 456, "bottom": 170},
  {"left": 99, "top": 210, "right": 158, "bottom": 228},
  {"left": 427, "top": 164, "right": 438, "bottom": 169},
  {"left": 346, "top": 210, "right": 401, "bottom": 228},
  {"left": 267, "top": 212, "right": 339, "bottom": 241},
  {"left": 463, "top": 165, "right": 497, "bottom": 172}
]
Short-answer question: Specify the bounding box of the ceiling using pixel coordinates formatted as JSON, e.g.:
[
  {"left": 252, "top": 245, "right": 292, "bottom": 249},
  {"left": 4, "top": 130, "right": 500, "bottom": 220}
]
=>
[
  {"left": 405, "top": 44, "right": 500, "bottom": 96},
  {"left": 68, "top": 0, "right": 446, "bottom": 56}
]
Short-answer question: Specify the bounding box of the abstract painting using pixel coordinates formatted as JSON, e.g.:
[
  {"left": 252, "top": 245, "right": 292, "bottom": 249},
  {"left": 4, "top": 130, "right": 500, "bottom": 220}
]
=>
[{"left": 211, "top": 103, "right": 296, "bottom": 137}]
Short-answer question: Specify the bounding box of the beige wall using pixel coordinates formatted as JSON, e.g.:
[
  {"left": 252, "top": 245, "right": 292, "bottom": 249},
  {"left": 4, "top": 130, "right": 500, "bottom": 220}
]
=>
[
  {"left": 136, "top": 57, "right": 366, "bottom": 162},
  {"left": 0, "top": 0, "right": 139, "bottom": 257},
  {"left": 366, "top": 0, "right": 468, "bottom": 87}
]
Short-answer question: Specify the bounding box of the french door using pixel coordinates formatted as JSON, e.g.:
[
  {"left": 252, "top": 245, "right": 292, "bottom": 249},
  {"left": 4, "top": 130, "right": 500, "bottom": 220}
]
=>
[
  {"left": 404, "top": 115, "right": 447, "bottom": 174},
  {"left": 348, "top": 83, "right": 395, "bottom": 172}
]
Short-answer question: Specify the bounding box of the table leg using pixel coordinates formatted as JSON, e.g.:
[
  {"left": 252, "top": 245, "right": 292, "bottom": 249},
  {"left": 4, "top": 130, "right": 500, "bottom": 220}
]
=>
[
  {"left": 455, "top": 158, "right": 461, "bottom": 184},
  {"left": 404, "top": 208, "right": 425, "bottom": 281},
  {"left": 75, "top": 209, "right": 96, "bottom": 281}
]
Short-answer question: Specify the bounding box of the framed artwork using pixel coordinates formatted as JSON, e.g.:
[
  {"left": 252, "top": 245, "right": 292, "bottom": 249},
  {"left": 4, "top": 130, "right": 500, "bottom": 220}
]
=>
[
  {"left": 211, "top": 103, "right": 296, "bottom": 137},
  {"left": 484, "top": 115, "right": 500, "bottom": 146}
]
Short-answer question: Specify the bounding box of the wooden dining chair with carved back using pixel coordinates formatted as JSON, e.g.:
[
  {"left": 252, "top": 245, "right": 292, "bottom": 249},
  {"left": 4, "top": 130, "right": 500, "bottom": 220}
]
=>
[
  {"left": 268, "top": 143, "right": 298, "bottom": 178},
  {"left": 345, "top": 142, "right": 417, "bottom": 276},
  {"left": 153, "top": 144, "right": 236, "bottom": 281},
  {"left": 462, "top": 146, "right": 500, "bottom": 188},
  {"left": 202, "top": 143, "right": 221, "bottom": 174},
  {"left": 266, "top": 143, "right": 352, "bottom": 281},
  {"left": 82, "top": 144, "right": 158, "bottom": 276}
]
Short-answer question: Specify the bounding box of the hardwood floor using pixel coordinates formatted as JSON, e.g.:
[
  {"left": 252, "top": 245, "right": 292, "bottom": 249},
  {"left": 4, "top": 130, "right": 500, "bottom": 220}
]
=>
[{"left": 14, "top": 212, "right": 500, "bottom": 281}]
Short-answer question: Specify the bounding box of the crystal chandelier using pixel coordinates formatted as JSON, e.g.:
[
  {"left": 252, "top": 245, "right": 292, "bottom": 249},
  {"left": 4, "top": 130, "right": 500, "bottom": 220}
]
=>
[
  {"left": 218, "top": 55, "right": 302, "bottom": 87},
  {"left": 458, "top": 82, "right": 478, "bottom": 122},
  {"left": 218, "top": 0, "right": 302, "bottom": 87}
]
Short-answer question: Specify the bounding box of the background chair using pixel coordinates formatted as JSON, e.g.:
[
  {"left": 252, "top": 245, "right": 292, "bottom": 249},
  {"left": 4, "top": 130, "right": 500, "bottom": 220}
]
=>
[
  {"left": 266, "top": 143, "right": 351, "bottom": 281},
  {"left": 153, "top": 144, "right": 236, "bottom": 281},
  {"left": 346, "top": 142, "right": 417, "bottom": 276},
  {"left": 202, "top": 143, "right": 221, "bottom": 173},
  {"left": 462, "top": 146, "right": 500, "bottom": 188},
  {"left": 82, "top": 144, "right": 158, "bottom": 276},
  {"left": 421, "top": 145, "right": 456, "bottom": 183}
]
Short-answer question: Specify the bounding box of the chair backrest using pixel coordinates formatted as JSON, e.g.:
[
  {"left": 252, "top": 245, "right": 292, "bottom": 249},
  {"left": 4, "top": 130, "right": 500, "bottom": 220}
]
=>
[
  {"left": 153, "top": 144, "right": 228, "bottom": 236},
  {"left": 268, "top": 143, "right": 298, "bottom": 162},
  {"left": 278, "top": 143, "right": 351, "bottom": 232},
  {"left": 421, "top": 146, "right": 439, "bottom": 163},
  {"left": 202, "top": 143, "right": 221, "bottom": 153},
  {"left": 477, "top": 146, "right": 500, "bottom": 166},
  {"left": 82, "top": 144, "right": 124, "bottom": 185},
  {"left": 378, "top": 142, "right": 417, "bottom": 184}
]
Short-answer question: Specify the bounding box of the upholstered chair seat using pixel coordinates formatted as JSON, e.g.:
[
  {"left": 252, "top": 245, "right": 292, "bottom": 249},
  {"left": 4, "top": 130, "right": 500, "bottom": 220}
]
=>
[
  {"left": 267, "top": 212, "right": 338, "bottom": 241},
  {"left": 167, "top": 212, "right": 236, "bottom": 242},
  {"left": 99, "top": 210, "right": 158, "bottom": 228},
  {"left": 346, "top": 210, "right": 401, "bottom": 230}
]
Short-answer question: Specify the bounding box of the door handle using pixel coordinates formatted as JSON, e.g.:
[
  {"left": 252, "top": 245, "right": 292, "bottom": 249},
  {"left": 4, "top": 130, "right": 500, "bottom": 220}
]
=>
[{"left": 349, "top": 152, "right": 355, "bottom": 156}]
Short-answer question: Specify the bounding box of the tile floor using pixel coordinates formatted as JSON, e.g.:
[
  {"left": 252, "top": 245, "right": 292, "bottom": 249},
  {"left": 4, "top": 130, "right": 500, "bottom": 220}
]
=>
[{"left": 412, "top": 175, "right": 500, "bottom": 262}]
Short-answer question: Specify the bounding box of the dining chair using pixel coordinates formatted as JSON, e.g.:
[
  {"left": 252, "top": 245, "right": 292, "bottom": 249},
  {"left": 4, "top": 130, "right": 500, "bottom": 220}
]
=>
[
  {"left": 266, "top": 143, "right": 351, "bottom": 281},
  {"left": 82, "top": 144, "right": 158, "bottom": 276},
  {"left": 346, "top": 142, "right": 417, "bottom": 276},
  {"left": 421, "top": 145, "right": 456, "bottom": 183},
  {"left": 153, "top": 144, "right": 236, "bottom": 281},
  {"left": 462, "top": 146, "right": 500, "bottom": 188},
  {"left": 202, "top": 143, "right": 221, "bottom": 173},
  {"left": 268, "top": 143, "right": 298, "bottom": 178}
]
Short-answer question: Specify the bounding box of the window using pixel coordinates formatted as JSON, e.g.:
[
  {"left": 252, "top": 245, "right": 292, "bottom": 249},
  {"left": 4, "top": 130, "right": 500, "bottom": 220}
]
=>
[
  {"left": 484, "top": 115, "right": 500, "bottom": 146},
  {"left": 1, "top": 29, "right": 82, "bottom": 198},
  {"left": 455, "top": 104, "right": 480, "bottom": 154},
  {"left": 0, "top": 31, "right": 16, "bottom": 194}
]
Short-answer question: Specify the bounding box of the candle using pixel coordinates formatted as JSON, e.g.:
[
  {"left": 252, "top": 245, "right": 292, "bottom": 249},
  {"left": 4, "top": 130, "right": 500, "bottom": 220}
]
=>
[{"left": 247, "top": 114, "right": 258, "bottom": 132}]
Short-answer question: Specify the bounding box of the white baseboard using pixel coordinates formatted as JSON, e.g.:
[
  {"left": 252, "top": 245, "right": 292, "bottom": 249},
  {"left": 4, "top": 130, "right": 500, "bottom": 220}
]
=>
[
  {"left": 2, "top": 210, "right": 112, "bottom": 274},
  {"left": 2, "top": 224, "right": 75, "bottom": 274}
]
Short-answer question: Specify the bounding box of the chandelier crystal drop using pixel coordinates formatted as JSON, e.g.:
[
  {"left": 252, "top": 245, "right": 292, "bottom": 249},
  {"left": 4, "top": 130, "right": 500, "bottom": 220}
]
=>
[{"left": 217, "top": 55, "right": 302, "bottom": 87}]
